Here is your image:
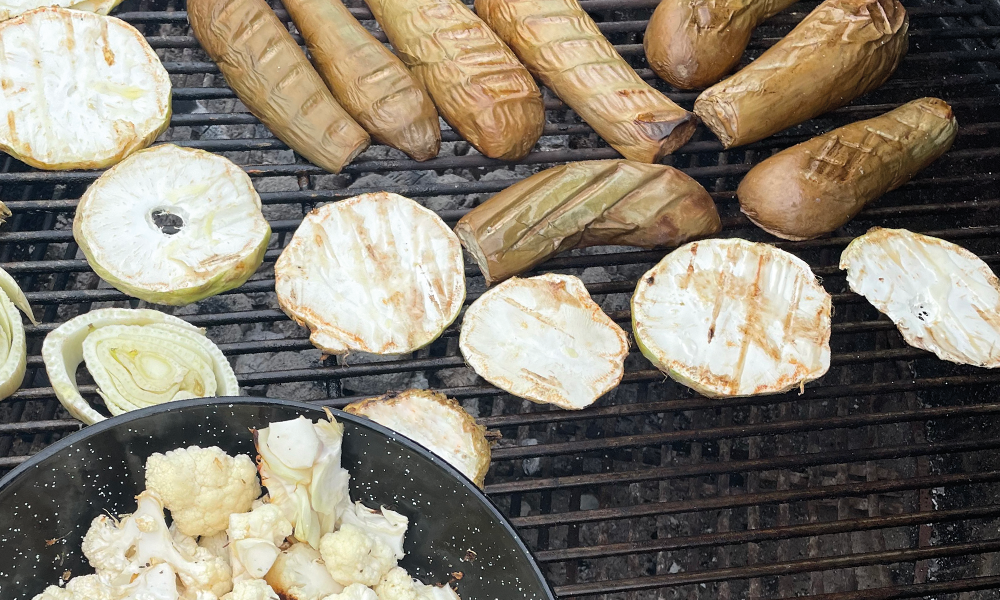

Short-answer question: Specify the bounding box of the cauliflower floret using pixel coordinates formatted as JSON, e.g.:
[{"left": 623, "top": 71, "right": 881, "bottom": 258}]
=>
[
  {"left": 118, "top": 563, "right": 180, "bottom": 600},
  {"left": 339, "top": 502, "right": 408, "bottom": 560},
  {"left": 264, "top": 542, "right": 343, "bottom": 600},
  {"left": 319, "top": 523, "right": 396, "bottom": 587},
  {"left": 373, "top": 568, "right": 459, "bottom": 600},
  {"left": 30, "top": 575, "right": 115, "bottom": 600},
  {"left": 222, "top": 580, "right": 279, "bottom": 600},
  {"left": 146, "top": 445, "right": 261, "bottom": 537},
  {"left": 198, "top": 531, "right": 231, "bottom": 567},
  {"left": 322, "top": 583, "right": 379, "bottom": 600},
  {"left": 228, "top": 503, "right": 293, "bottom": 582}
]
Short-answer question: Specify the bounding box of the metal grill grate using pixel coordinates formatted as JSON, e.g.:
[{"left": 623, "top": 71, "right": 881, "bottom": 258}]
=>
[{"left": 2, "top": 0, "right": 1000, "bottom": 598}]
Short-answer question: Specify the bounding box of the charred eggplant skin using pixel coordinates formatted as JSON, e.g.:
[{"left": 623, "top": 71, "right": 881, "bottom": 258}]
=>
[
  {"left": 455, "top": 160, "right": 722, "bottom": 284},
  {"left": 188, "top": 0, "right": 369, "bottom": 173},
  {"left": 364, "top": 0, "right": 543, "bottom": 161},
  {"left": 644, "top": 0, "right": 798, "bottom": 90},
  {"left": 694, "top": 0, "right": 908, "bottom": 148},
  {"left": 738, "top": 98, "right": 957, "bottom": 241},
  {"left": 476, "top": 0, "right": 697, "bottom": 163},
  {"left": 283, "top": 0, "right": 441, "bottom": 161}
]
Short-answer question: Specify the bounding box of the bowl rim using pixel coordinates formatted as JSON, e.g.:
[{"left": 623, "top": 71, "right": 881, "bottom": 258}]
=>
[{"left": 0, "top": 396, "right": 556, "bottom": 600}]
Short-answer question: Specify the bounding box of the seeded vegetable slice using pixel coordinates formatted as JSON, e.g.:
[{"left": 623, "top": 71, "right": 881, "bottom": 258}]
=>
[
  {"left": 364, "top": 0, "right": 544, "bottom": 161},
  {"left": 475, "top": 0, "right": 697, "bottom": 163},
  {"left": 455, "top": 160, "right": 721, "bottom": 285},
  {"left": 694, "top": 0, "right": 908, "bottom": 148},
  {"left": 0, "top": 8, "right": 170, "bottom": 170},
  {"left": 275, "top": 193, "right": 465, "bottom": 356},
  {"left": 460, "top": 274, "right": 629, "bottom": 410},
  {"left": 632, "top": 239, "right": 832, "bottom": 397},
  {"left": 188, "top": 0, "right": 369, "bottom": 174},
  {"left": 840, "top": 228, "right": 1000, "bottom": 368}
]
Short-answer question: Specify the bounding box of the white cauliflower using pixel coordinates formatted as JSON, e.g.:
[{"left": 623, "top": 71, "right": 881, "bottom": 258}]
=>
[
  {"left": 118, "top": 563, "right": 180, "bottom": 600},
  {"left": 146, "top": 445, "right": 261, "bottom": 537},
  {"left": 222, "top": 580, "right": 279, "bottom": 600},
  {"left": 30, "top": 575, "right": 115, "bottom": 600},
  {"left": 319, "top": 523, "right": 396, "bottom": 587},
  {"left": 264, "top": 542, "right": 343, "bottom": 600},
  {"left": 323, "top": 583, "right": 379, "bottom": 600},
  {"left": 81, "top": 490, "right": 232, "bottom": 597},
  {"left": 339, "top": 502, "right": 408, "bottom": 560},
  {"left": 228, "top": 502, "right": 293, "bottom": 582},
  {"left": 374, "top": 568, "right": 460, "bottom": 600},
  {"left": 198, "top": 531, "right": 231, "bottom": 567},
  {"left": 255, "top": 415, "right": 351, "bottom": 548}
]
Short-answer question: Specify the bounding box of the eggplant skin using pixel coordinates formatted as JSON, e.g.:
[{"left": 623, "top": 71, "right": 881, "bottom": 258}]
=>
[
  {"left": 455, "top": 160, "right": 721, "bottom": 284},
  {"left": 283, "top": 0, "right": 441, "bottom": 162},
  {"left": 188, "top": 0, "right": 369, "bottom": 173},
  {"left": 694, "top": 0, "right": 908, "bottom": 148},
  {"left": 364, "top": 0, "right": 543, "bottom": 161},
  {"left": 738, "top": 98, "right": 957, "bottom": 241},
  {"left": 476, "top": 0, "right": 696, "bottom": 164},
  {"left": 644, "top": 0, "right": 798, "bottom": 90}
]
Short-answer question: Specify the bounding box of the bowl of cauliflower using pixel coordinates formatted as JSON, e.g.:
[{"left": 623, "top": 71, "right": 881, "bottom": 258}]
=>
[{"left": 0, "top": 397, "right": 553, "bottom": 600}]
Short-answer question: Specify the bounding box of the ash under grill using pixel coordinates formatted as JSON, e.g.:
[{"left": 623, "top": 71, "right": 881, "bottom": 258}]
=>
[{"left": 1, "top": 0, "right": 1000, "bottom": 598}]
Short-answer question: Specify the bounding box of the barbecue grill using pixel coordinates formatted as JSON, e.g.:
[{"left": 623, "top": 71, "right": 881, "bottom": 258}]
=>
[{"left": 1, "top": 0, "right": 999, "bottom": 598}]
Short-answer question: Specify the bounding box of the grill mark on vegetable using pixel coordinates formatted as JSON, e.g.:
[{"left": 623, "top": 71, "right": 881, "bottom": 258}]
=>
[{"left": 730, "top": 252, "right": 768, "bottom": 394}]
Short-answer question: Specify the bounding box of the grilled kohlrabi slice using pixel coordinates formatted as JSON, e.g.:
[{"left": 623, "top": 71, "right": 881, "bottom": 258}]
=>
[
  {"left": 632, "top": 239, "right": 832, "bottom": 397},
  {"left": 840, "top": 227, "right": 1000, "bottom": 367},
  {"left": 460, "top": 273, "right": 629, "bottom": 410},
  {"left": 275, "top": 192, "right": 464, "bottom": 355},
  {"left": 41, "top": 308, "right": 239, "bottom": 424},
  {"left": 0, "top": 0, "right": 122, "bottom": 22},
  {"left": 74, "top": 144, "right": 271, "bottom": 306},
  {"left": 0, "top": 8, "right": 170, "bottom": 170},
  {"left": 0, "top": 267, "right": 35, "bottom": 400}
]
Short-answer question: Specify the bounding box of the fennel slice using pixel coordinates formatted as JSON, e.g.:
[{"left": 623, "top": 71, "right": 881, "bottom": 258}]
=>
[
  {"left": 345, "top": 389, "right": 492, "bottom": 487},
  {"left": 632, "top": 239, "right": 831, "bottom": 398},
  {"left": 274, "top": 192, "right": 465, "bottom": 355},
  {"left": 75, "top": 144, "right": 271, "bottom": 306},
  {"left": 0, "top": 8, "right": 171, "bottom": 170},
  {"left": 0, "top": 267, "right": 34, "bottom": 400},
  {"left": 41, "top": 308, "right": 239, "bottom": 424},
  {"left": 459, "top": 273, "right": 629, "bottom": 410},
  {"left": 840, "top": 227, "right": 1000, "bottom": 367}
]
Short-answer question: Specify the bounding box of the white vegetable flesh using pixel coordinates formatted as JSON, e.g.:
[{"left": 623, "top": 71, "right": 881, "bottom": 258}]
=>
[
  {"left": 459, "top": 273, "right": 629, "bottom": 410},
  {"left": 228, "top": 504, "right": 293, "bottom": 583},
  {"left": 265, "top": 542, "right": 343, "bottom": 600},
  {"left": 0, "top": 0, "right": 123, "bottom": 23},
  {"left": 840, "top": 227, "right": 1000, "bottom": 367},
  {"left": 275, "top": 192, "right": 465, "bottom": 355},
  {"left": 339, "top": 502, "right": 408, "bottom": 560},
  {"left": 0, "top": 8, "right": 170, "bottom": 170},
  {"left": 41, "top": 308, "right": 239, "bottom": 424},
  {"left": 0, "top": 266, "right": 35, "bottom": 400},
  {"left": 632, "top": 239, "right": 831, "bottom": 397},
  {"left": 74, "top": 144, "right": 270, "bottom": 305}
]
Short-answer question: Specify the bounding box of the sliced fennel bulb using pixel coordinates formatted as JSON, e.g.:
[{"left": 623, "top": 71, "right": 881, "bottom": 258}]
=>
[{"left": 0, "top": 267, "right": 35, "bottom": 400}]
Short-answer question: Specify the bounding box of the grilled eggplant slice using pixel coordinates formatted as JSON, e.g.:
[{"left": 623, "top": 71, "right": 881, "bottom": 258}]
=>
[
  {"left": 275, "top": 192, "right": 465, "bottom": 356},
  {"left": 694, "top": 0, "right": 908, "bottom": 148},
  {"left": 283, "top": 0, "right": 441, "bottom": 161},
  {"left": 188, "top": 0, "right": 369, "bottom": 173},
  {"left": 346, "top": 389, "right": 492, "bottom": 487},
  {"left": 364, "top": 0, "right": 543, "bottom": 160},
  {"left": 841, "top": 228, "right": 1000, "bottom": 368},
  {"left": 632, "top": 239, "right": 831, "bottom": 397},
  {"left": 738, "top": 98, "right": 957, "bottom": 240},
  {"left": 460, "top": 273, "right": 629, "bottom": 410},
  {"left": 644, "top": 0, "right": 798, "bottom": 89},
  {"left": 455, "top": 160, "right": 721, "bottom": 285},
  {"left": 0, "top": 8, "right": 170, "bottom": 170},
  {"left": 476, "top": 0, "right": 697, "bottom": 163}
]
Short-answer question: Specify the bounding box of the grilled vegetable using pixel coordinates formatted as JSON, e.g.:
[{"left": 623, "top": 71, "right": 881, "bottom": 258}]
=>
[
  {"left": 0, "top": 0, "right": 123, "bottom": 22},
  {"left": 632, "top": 239, "right": 831, "bottom": 397},
  {"left": 460, "top": 273, "right": 629, "bottom": 410},
  {"left": 0, "top": 8, "right": 170, "bottom": 170},
  {"left": 74, "top": 144, "right": 271, "bottom": 305},
  {"left": 41, "top": 308, "right": 240, "bottom": 425},
  {"left": 841, "top": 228, "right": 1000, "bottom": 368},
  {"left": 475, "top": 0, "right": 697, "bottom": 163},
  {"left": 455, "top": 160, "right": 721, "bottom": 284},
  {"left": 275, "top": 192, "right": 465, "bottom": 356},
  {"left": 188, "top": 0, "right": 369, "bottom": 173},
  {"left": 346, "top": 389, "right": 492, "bottom": 488},
  {"left": 364, "top": 0, "right": 543, "bottom": 160},
  {"left": 694, "top": 0, "right": 908, "bottom": 148},
  {"left": 283, "top": 0, "right": 441, "bottom": 161},
  {"left": 0, "top": 267, "right": 35, "bottom": 401},
  {"left": 644, "top": 0, "right": 798, "bottom": 89},
  {"left": 738, "top": 98, "right": 957, "bottom": 240}
]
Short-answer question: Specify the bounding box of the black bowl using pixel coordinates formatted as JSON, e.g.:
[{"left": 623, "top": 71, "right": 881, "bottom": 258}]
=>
[{"left": 0, "top": 397, "right": 553, "bottom": 600}]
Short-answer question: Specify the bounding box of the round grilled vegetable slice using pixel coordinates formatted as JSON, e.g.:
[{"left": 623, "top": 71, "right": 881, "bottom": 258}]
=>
[
  {"left": 0, "top": 0, "right": 122, "bottom": 22},
  {"left": 633, "top": 239, "right": 831, "bottom": 397},
  {"left": 0, "top": 267, "right": 35, "bottom": 400},
  {"left": 275, "top": 192, "right": 465, "bottom": 356},
  {"left": 345, "top": 389, "right": 491, "bottom": 488},
  {"left": 42, "top": 308, "right": 240, "bottom": 425},
  {"left": 0, "top": 8, "right": 171, "bottom": 170},
  {"left": 74, "top": 144, "right": 271, "bottom": 306},
  {"left": 459, "top": 273, "right": 629, "bottom": 410},
  {"left": 840, "top": 228, "right": 1000, "bottom": 368}
]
